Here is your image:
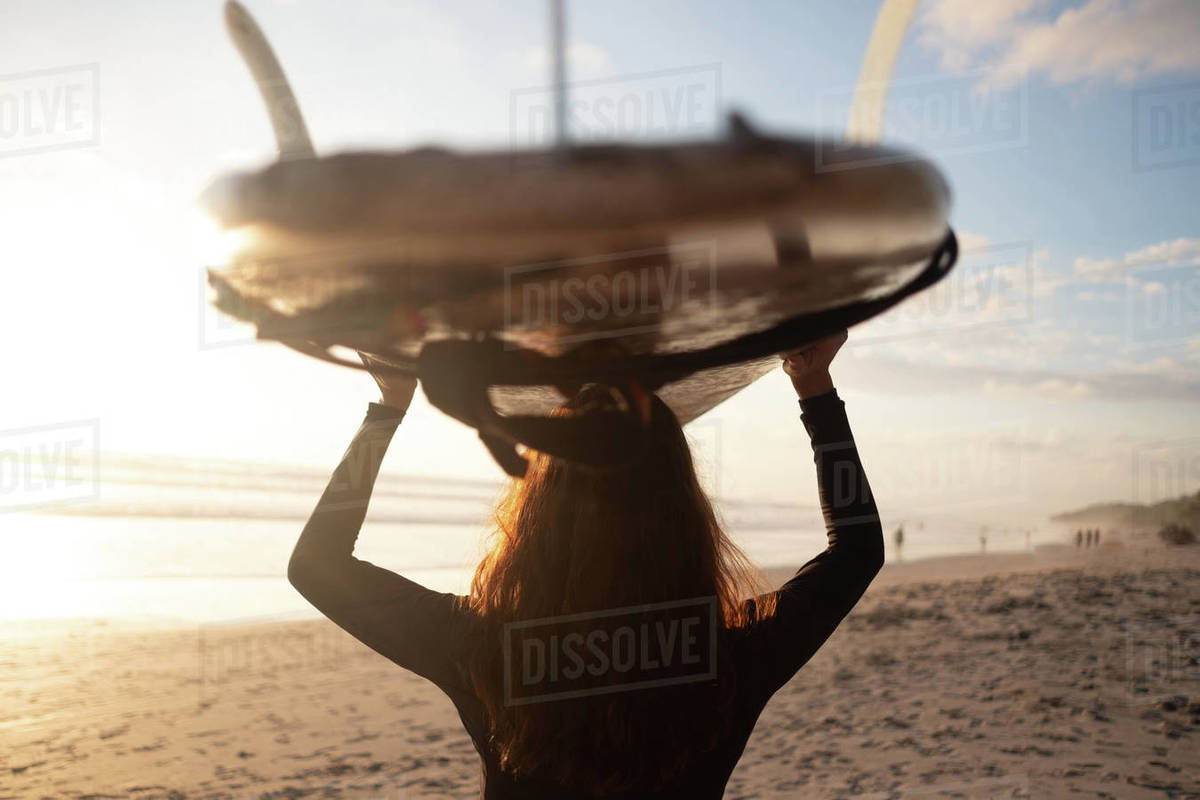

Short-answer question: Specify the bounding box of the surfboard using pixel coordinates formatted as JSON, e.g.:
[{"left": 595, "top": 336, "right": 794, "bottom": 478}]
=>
[{"left": 205, "top": 1, "right": 957, "bottom": 476}]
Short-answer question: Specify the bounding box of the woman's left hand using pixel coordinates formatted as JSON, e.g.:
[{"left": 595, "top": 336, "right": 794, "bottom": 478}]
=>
[{"left": 359, "top": 352, "right": 419, "bottom": 412}]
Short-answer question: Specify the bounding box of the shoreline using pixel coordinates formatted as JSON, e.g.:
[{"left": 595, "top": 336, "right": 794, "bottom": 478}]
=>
[{"left": 0, "top": 540, "right": 1177, "bottom": 635}]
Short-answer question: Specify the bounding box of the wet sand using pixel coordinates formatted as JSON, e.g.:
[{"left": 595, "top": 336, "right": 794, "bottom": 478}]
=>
[{"left": 3, "top": 543, "right": 1198, "bottom": 798}]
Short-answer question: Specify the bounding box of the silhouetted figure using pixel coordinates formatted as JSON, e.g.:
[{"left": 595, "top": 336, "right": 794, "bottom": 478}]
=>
[
  {"left": 289, "top": 333, "right": 873, "bottom": 796},
  {"left": 1095, "top": 529, "right": 1102, "bottom": 547},
  {"left": 894, "top": 524, "right": 904, "bottom": 560},
  {"left": 980, "top": 533, "right": 988, "bottom": 553},
  {"left": 1075, "top": 529, "right": 1083, "bottom": 548}
]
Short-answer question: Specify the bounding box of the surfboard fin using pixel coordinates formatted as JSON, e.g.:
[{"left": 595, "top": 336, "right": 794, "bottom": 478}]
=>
[
  {"left": 727, "top": 111, "right": 760, "bottom": 142},
  {"left": 224, "top": 0, "right": 315, "bottom": 159}
]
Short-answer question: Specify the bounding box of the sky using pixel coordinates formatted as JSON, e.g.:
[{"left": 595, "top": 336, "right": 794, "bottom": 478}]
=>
[{"left": 0, "top": 0, "right": 1197, "bottom": 530}]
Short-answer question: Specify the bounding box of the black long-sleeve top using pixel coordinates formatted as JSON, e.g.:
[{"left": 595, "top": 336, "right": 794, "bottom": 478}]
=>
[{"left": 288, "top": 391, "right": 884, "bottom": 798}]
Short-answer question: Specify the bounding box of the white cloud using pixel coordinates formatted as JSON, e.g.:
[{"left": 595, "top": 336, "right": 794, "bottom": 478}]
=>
[
  {"left": 852, "top": 317, "right": 1078, "bottom": 374},
  {"left": 1074, "top": 237, "right": 1200, "bottom": 281},
  {"left": 1112, "top": 355, "right": 1192, "bottom": 378},
  {"left": 919, "top": 0, "right": 1200, "bottom": 88},
  {"left": 919, "top": 0, "right": 1049, "bottom": 72},
  {"left": 963, "top": 252, "right": 1062, "bottom": 306},
  {"left": 838, "top": 347, "right": 1200, "bottom": 403},
  {"left": 1074, "top": 256, "right": 1121, "bottom": 281},
  {"left": 983, "top": 376, "right": 1095, "bottom": 399},
  {"left": 1123, "top": 237, "right": 1200, "bottom": 268},
  {"left": 956, "top": 230, "right": 995, "bottom": 251}
]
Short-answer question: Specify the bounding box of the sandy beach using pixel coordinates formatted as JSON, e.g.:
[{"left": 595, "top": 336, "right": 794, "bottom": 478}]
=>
[{"left": 4, "top": 543, "right": 1198, "bottom": 799}]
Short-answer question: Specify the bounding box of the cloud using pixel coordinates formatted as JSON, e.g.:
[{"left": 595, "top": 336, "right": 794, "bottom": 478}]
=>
[
  {"left": 1074, "top": 237, "right": 1200, "bottom": 281},
  {"left": 919, "top": 0, "right": 1049, "bottom": 73},
  {"left": 1111, "top": 355, "right": 1191, "bottom": 377},
  {"left": 838, "top": 353, "right": 1200, "bottom": 403},
  {"left": 1074, "top": 256, "right": 1121, "bottom": 281},
  {"left": 1123, "top": 237, "right": 1200, "bottom": 267},
  {"left": 919, "top": 0, "right": 1200, "bottom": 88},
  {"left": 1187, "top": 334, "right": 1200, "bottom": 361},
  {"left": 848, "top": 231, "right": 1198, "bottom": 402},
  {"left": 854, "top": 309, "right": 1081, "bottom": 371},
  {"left": 984, "top": 376, "right": 1095, "bottom": 399},
  {"left": 956, "top": 230, "right": 995, "bottom": 251}
]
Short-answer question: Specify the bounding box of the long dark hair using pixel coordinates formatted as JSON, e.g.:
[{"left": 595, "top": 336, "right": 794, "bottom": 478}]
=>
[{"left": 462, "top": 386, "right": 775, "bottom": 793}]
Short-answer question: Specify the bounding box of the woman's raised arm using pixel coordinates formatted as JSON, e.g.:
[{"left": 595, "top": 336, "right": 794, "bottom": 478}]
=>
[
  {"left": 745, "top": 332, "right": 885, "bottom": 698},
  {"left": 288, "top": 367, "right": 469, "bottom": 687}
]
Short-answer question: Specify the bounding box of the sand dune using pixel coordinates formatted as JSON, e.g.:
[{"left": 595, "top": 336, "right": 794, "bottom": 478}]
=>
[{"left": 3, "top": 544, "right": 1198, "bottom": 798}]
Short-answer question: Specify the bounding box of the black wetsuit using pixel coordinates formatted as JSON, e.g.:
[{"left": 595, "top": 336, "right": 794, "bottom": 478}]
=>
[{"left": 289, "top": 390, "right": 883, "bottom": 798}]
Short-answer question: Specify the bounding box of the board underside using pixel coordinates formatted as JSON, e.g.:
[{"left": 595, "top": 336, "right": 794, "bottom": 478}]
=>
[{"left": 205, "top": 136, "right": 951, "bottom": 423}]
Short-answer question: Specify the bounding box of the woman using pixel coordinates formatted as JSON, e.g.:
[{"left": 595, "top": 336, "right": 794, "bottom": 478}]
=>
[{"left": 289, "top": 330, "right": 883, "bottom": 798}]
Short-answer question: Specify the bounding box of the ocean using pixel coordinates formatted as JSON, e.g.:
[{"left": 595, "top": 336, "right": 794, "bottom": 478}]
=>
[{"left": 0, "top": 452, "right": 1057, "bottom": 626}]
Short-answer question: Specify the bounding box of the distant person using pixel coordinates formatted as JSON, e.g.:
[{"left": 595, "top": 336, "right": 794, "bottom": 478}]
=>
[
  {"left": 980, "top": 533, "right": 988, "bottom": 553},
  {"left": 894, "top": 524, "right": 905, "bottom": 559},
  {"left": 1095, "top": 529, "right": 1102, "bottom": 546},
  {"left": 1075, "top": 529, "right": 1083, "bottom": 548},
  {"left": 287, "top": 332, "right": 885, "bottom": 796}
]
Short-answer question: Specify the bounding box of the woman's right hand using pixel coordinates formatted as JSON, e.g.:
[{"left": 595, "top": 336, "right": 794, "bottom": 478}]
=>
[{"left": 781, "top": 330, "right": 847, "bottom": 399}]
